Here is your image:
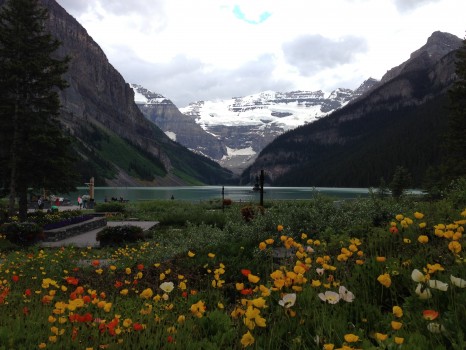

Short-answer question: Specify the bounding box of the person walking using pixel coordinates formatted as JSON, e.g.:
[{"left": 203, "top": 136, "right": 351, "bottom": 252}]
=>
[{"left": 77, "top": 196, "right": 83, "bottom": 209}]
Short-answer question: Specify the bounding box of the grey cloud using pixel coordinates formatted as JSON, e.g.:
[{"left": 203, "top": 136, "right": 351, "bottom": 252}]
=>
[
  {"left": 55, "top": 0, "right": 90, "bottom": 15},
  {"left": 56, "top": 0, "right": 167, "bottom": 30},
  {"left": 109, "top": 49, "right": 292, "bottom": 107},
  {"left": 102, "top": 0, "right": 166, "bottom": 16},
  {"left": 282, "top": 34, "right": 368, "bottom": 76},
  {"left": 393, "top": 0, "right": 441, "bottom": 12}
]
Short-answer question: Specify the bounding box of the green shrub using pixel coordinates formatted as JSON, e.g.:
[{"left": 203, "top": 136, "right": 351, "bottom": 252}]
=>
[
  {"left": 0, "top": 222, "right": 44, "bottom": 246},
  {"left": 94, "top": 202, "right": 126, "bottom": 213},
  {"left": 96, "top": 225, "right": 144, "bottom": 247}
]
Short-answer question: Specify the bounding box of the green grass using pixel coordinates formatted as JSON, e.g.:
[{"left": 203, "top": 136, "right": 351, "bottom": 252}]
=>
[{"left": 1, "top": 188, "right": 465, "bottom": 349}]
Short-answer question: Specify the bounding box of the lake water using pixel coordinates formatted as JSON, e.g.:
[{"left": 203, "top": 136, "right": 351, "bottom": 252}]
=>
[{"left": 64, "top": 186, "right": 373, "bottom": 204}]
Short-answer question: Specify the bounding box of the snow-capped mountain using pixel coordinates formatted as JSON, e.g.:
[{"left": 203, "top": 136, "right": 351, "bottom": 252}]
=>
[{"left": 132, "top": 79, "right": 378, "bottom": 173}]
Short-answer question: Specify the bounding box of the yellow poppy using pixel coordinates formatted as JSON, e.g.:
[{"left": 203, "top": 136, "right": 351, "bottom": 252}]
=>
[
  {"left": 418, "top": 235, "right": 429, "bottom": 244},
  {"left": 393, "top": 306, "right": 403, "bottom": 318},
  {"left": 240, "top": 331, "right": 255, "bottom": 347},
  {"left": 344, "top": 334, "right": 359, "bottom": 342},
  {"left": 377, "top": 273, "right": 391, "bottom": 288}
]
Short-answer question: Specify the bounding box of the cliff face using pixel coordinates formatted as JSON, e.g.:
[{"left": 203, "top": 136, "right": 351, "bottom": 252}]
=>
[
  {"left": 131, "top": 85, "right": 227, "bottom": 160},
  {"left": 38, "top": 0, "right": 172, "bottom": 167},
  {"left": 0, "top": 0, "right": 233, "bottom": 185}
]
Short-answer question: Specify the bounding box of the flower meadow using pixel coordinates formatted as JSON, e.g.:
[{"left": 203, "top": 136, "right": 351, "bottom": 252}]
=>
[{"left": 0, "top": 198, "right": 466, "bottom": 349}]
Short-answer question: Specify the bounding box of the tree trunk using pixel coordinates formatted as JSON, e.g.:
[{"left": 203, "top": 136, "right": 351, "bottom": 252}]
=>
[
  {"left": 8, "top": 95, "right": 20, "bottom": 217},
  {"left": 18, "top": 187, "right": 28, "bottom": 222}
]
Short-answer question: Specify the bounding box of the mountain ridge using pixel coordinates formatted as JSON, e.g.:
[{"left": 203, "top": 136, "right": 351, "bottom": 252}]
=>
[
  {"left": 240, "top": 31, "right": 463, "bottom": 187},
  {"left": 133, "top": 79, "right": 379, "bottom": 173}
]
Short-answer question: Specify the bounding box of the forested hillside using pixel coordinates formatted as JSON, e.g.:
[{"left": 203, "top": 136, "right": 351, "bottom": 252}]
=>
[{"left": 241, "top": 44, "right": 460, "bottom": 188}]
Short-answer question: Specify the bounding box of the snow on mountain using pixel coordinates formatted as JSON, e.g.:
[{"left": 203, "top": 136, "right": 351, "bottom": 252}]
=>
[
  {"left": 179, "top": 89, "right": 347, "bottom": 134},
  {"left": 131, "top": 80, "right": 379, "bottom": 174}
]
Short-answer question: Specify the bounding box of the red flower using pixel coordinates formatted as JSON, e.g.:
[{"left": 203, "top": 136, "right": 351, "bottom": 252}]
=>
[
  {"left": 72, "top": 327, "right": 78, "bottom": 341},
  {"left": 22, "top": 306, "right": 29, "bottom": 315},
  {"left": 66, "top": 277, "right": 79, "bottom": 285},
  {"left": 114, "top": 280, "right": 123, "bottom": 288},
  {"left": 240, "top": 288, "right": 253, "bottom": 295},
  {"left": 181, "top": 291, "right": 188, "bottom": 298},
  {"left": 423, "top": 310, "right": 439, "bottom": 320},
  {"left": 137, "top": 264, "right": 144, "bottom": 271},
  {"left": 83, "top": 295, "right": 91, "bottom": 303},
  {"left": 24, "top": 289, "right": 32, "bottom": 297},
  {"left": 91, "top": 260, "right": 100, "bottom": 267},
  {"left": 133, "top": 322, "right": 144, "bottom": 331},
  {"left": 241, "top": 269, "right": 251, "bottom": 277},
  {"left": 389, "top": 227, "right": 399, "bottom": 234},
  {"left": 167, "top": 335, "right": 175, "bottom": 343},
  {"left": 12, "top": 275, "right": 19, "bottom": 282},
  {"left": 82, "top": 313, "right": 93, "bottom": 322}
]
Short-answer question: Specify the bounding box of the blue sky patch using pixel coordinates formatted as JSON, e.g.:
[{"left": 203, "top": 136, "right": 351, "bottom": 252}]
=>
[{"left": 233, "top": 5, "right": 272, "bottom": 24}]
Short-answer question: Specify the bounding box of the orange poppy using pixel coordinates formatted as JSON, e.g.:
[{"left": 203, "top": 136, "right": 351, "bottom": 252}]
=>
[
  {"left": 423, "top": 310, "right": 439, "bottom": 320},
  {"left": 241, "top": 269, "right": 251, "bottom": 276}
]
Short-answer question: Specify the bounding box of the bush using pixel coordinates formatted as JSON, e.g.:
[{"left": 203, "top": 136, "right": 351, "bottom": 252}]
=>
[
  {"left": 96, "top": 225, "right": 144, "bottom": 247},
  {"left": 94, "top": 202, "right": 126, "bottom": 213},
  {"left": 0, "top": 222, "right": 44, "bottom": 246}
]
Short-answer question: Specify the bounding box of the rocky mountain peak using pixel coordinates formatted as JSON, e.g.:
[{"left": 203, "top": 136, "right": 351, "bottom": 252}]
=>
[
  {"left": 130, "top": 84, "right": 171, "bottom": 105},
  {"left": 381, "top": 31, "right": 462, "bottom": 84}
]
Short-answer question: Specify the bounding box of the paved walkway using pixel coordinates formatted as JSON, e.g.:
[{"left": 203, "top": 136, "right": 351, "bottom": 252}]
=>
[{"left": 40, "top": 221, "right": 159, "bottom": 248}]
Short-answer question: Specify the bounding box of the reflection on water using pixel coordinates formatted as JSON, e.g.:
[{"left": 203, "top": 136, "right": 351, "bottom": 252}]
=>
[{"left": 63, "top": 186, "right": 371, "bottom": 204}]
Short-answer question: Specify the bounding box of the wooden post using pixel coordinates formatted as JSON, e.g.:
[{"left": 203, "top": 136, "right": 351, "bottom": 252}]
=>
[
  {"left": 259, "top": 170, "right": 264, "bottom": 207},
  {"left": 222, "top": 186, "right": 225, "bottom": 212},
  {"left": 89, "top": 177, "right": 94, "bottom": 200}
]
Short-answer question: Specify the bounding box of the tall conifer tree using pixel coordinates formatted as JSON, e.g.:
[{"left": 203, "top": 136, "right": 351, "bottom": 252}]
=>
[{"left": 0, "top": 0, "right": 75, "bottom": 220}]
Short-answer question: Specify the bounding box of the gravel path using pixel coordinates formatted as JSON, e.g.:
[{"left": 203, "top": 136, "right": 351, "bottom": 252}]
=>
[{"left": 40, "top": 221, "right": 159, "bottom": 248}]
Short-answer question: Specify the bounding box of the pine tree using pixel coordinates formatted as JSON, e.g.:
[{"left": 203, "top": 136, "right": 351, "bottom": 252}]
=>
[
  {"left": 389, "top": 166, "right": 412, "bottom": 199},
  {"left": 0, "top": 0, "right": 76, "bottom": 221},
  {"left": 445, "top": 35, "right": 466, "bottom": 180}
]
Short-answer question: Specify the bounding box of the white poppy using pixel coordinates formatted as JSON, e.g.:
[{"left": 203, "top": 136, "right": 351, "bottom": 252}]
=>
[
  {"left": 318, "top": 291, "right": 340, "bottom": 304},
  {"left": 339, "top": 286, "right": 355, "bottom": 302},
  {"left": 415, "top": 283, "right": 432, "bottom": 299},
  {"left": 428, "top": 279, "right": 448, "bottom": 292},
  {"left": 450, "top": 275, "right": 466, "bottom": 288},
  {"left": 411, "top": 269, "right": 426, "bottom": 282},
  {"left": 160, "top": 281, "right": 174, "bottom": 293},
  {"left": 427, "top": 322, "right": 445, "bottom": 334},
  {"left": 278, "top": 293, "right": 296, "bottom": 308}
]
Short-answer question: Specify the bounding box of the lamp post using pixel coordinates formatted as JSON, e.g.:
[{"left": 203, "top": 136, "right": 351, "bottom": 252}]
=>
[{"left": 259, "top": 170, "right": 264, "bottom": 207}]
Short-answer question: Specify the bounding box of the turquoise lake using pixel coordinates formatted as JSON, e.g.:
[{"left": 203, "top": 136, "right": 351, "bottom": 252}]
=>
[{"left": 64, "top": 186, "right": 374, "bottom": 204}]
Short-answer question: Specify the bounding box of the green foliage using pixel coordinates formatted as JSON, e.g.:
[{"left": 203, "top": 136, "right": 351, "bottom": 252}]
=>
[
  {"left": 96, "top": 225, "right": 145, "bottom": 246},
  {"left": 444, "top": 177, "right": 466, "bottom": 208},
  {"left": 445, "top": 37, "right": 466, "bottom": 180},
  {"left": 390, "top": 165, "right": 413, "bottom": 198},
  {"left": 0, "top": 221, "right": 43, "bottom": 246},
  {"left": 75, "top": 122, "right": 166, "bottom": 183},
  {"left": 94, "top": 202, "right": 126, "bottom": 213},
  {"left": 1, "top": 197, "right": 466, "bottom": 349}
]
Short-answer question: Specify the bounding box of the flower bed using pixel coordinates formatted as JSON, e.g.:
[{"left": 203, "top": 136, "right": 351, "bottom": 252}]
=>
[
  {"left": 43, "top": 214, "right": 94, "bottom": 230},
  {"left": 0, "top": 203, "right": 465, "bottom": 349}
]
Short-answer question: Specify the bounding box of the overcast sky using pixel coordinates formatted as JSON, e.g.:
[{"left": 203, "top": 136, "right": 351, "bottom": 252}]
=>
[{"left": 55, "top": 0, "right": 465, "bottom": 107}]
